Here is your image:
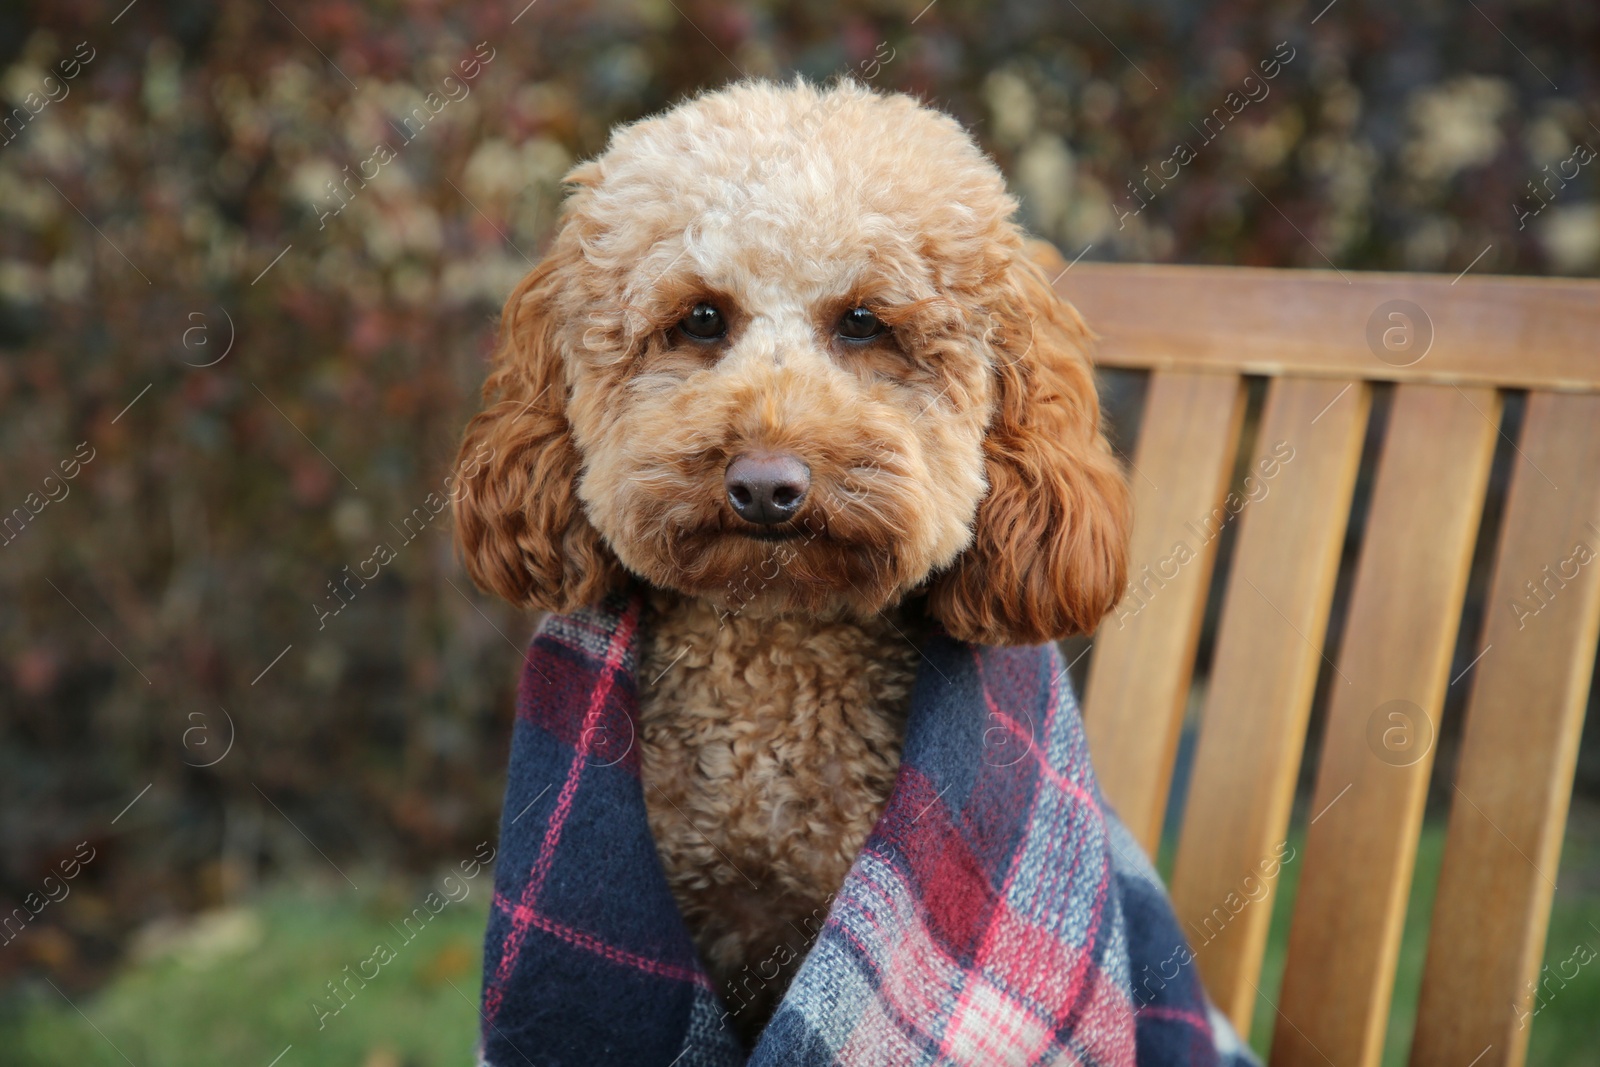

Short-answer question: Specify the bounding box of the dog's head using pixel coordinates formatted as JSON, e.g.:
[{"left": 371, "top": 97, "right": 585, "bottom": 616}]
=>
[{"left": 453, "top": 80, "right": 1130, "bottom": 644}]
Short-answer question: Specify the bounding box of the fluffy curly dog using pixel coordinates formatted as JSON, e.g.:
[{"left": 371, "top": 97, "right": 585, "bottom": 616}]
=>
[{"left": 454, "top": 79, "right": 1131, "bottom": 1042}]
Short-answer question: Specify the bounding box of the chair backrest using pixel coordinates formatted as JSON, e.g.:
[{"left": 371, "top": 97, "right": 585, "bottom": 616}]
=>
[{"left": 1054, "top": 257, "right": 1600, "bottom": 1067}]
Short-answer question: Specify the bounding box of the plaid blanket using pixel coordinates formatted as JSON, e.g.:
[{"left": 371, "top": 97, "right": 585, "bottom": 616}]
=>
[{"left": 479, "top": 590, "right": 1258, "bottom": 1067}]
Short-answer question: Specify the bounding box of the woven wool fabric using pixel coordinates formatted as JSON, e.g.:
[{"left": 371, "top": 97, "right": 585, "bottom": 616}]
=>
[{"left": 479, "top": 590, "right": 1259, "bottom": 1067}]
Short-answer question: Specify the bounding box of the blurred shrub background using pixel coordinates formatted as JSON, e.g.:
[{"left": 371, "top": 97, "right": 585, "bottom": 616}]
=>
[{"left": 1, "top": 0, "right": 1597, "bottom": 1063}]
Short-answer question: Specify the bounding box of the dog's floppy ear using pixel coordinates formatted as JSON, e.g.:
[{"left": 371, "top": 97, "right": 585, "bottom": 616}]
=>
[
  {"left": 926, "top": 248, "right": 1132, "bottom": 645},
  {"left": 452, "top": 243, "right": 624, "bottom": 612}
]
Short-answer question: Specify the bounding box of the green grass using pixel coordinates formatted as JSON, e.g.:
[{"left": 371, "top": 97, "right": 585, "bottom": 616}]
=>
[
  {"left": 0, "top": 882, "right": 489, "bottom": 1067},
  {"left": 2, "top": 818, "right": 1596, "bottom": 1065}
]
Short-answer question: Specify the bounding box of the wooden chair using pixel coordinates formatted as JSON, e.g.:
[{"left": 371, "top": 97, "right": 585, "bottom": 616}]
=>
[{"left": 1048, "top": 255, "right": 1600, "bottom": 1066}]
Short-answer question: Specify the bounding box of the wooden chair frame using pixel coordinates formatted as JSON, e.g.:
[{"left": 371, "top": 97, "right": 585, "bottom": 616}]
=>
[{"left": 1055, "top": 259, "right": 1600, "bottom": 1067}]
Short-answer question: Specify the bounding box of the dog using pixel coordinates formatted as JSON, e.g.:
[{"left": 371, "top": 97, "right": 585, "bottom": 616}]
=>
[{"left": 453, "top": 78, "right": 1132, "bottom": 1044}]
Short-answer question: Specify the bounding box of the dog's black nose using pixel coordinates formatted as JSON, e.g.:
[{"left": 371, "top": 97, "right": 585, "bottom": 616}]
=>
[{"left": 725, "top": 452, "right": 810, "bottom": 525}]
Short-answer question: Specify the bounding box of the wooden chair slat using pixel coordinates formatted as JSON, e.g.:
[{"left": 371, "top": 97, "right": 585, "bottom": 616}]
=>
[
  {"left": 1168, "top": 377, "right": 1371, "bottom": 1034},
  {"left": 1083, "top": 370, "right": 1246, "bottom": 853},
  {"left": 1410, "top": 392, "right": 1600, "bottom": 1067},
  {"left": 1059, "top": 264, "right": 1600, "bottom": 392},
  {"left": 1271, "top": 385, "right": 1502, "bottom": 1067}
]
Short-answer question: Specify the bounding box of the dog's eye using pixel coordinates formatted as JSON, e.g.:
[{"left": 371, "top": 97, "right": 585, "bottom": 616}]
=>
[
  {"left": 838, "top": 307, "right": 887, "bottom": 341},
  {"left": 678, "top": 303, "right": 726, "bottom": 341}
]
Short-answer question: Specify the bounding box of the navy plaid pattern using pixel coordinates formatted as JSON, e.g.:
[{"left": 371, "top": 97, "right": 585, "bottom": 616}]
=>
[{"left": 479, "top": 590, "right": 1259, "bottom": 1067}]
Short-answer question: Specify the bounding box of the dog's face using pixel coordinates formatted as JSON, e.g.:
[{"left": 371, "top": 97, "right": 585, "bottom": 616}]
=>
[{"left": 454, "top": 81, "right": 1130, "bottom": 644}]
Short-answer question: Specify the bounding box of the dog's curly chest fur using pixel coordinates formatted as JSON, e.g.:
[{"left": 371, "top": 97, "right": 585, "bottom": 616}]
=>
[{"left": 637, "top": 591, "right": 919, "bottom": 1031}]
